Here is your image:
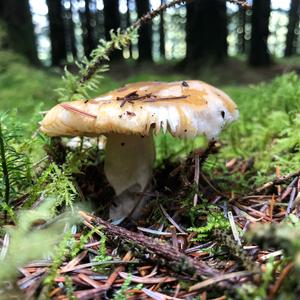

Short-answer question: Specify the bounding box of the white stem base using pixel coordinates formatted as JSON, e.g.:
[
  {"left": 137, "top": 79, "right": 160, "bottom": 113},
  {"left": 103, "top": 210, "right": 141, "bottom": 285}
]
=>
[{"left": 104, "top": 133, "right": 155, "bottom": 221}]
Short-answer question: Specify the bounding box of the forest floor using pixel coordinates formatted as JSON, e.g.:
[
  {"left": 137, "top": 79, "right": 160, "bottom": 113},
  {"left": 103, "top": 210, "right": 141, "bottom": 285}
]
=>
[{"left": 1, "top": 53, "right": 300, "bottom": 299}]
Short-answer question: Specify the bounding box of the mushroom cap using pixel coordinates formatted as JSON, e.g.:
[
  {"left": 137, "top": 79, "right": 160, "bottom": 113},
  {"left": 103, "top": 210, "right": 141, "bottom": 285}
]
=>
[{"left": 40, "top": 80, "right": 238, "bottom": 139}]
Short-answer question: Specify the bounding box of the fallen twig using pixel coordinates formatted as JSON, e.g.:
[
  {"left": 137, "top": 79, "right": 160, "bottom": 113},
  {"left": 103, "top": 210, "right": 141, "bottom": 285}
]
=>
[
  {"left": 269, "top": 262, "right": 294, "bottom": 299},
  {"left": 189, "top": 271, "right": 253, "bottom": 292},
  {"left": 255, "top": 171, "right": 300, "bottom": 194},
  {"left": 79, "top": 211, "right": 219, "bottom": 279}
]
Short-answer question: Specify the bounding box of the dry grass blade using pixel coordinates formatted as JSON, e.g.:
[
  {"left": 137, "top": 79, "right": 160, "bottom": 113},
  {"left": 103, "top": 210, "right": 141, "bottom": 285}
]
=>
[
  {"left": 119, "top": 272, "right": 177, "bottom": 284},
  {"left": 189, "top": 271, "right": 253, "bottom": 292},
  {"left": 60, "top": 259, "right": 137, "bottom": 273},
  {"left": 73, "top": 252, "right": 133, "bottom": 300},
  {"left": 228, "top": 211, "right": 242, "bottom": 246},
  {"left": 159, "top": 205, "right": 186, "bottom": 233},
  {"left": 60, "top": 250, "right": 88, "bottom": 273},
  {"left": 142, "top": 287, "right": 184, "bottom": 300},
  {"left": 137, "top": 226, "right": 187, "bottom": 237},
  {"left": 77, "top": 273, "right": 103, "bottom": 288},
  {"left": 0, "top": 233, "right": 9, "bottom": 260}
]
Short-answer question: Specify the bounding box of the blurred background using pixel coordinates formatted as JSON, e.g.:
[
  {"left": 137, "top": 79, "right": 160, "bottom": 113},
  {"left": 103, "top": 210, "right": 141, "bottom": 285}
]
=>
[
  {"left": 0, "top": 1, "right": 299, "bottom": 74},
  {"left": 0, "top": 0, "right": 300, "bottom": 113}
]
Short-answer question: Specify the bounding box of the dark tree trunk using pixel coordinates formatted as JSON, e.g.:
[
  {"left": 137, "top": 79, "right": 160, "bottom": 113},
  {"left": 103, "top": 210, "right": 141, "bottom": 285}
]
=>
[
  {"left": 0, "top": 0, "right": 38, "bottom": 64},
  {"left": 126, "top": 0, "right": 132, "bottom": 58},
  {"left": 65, "top": 0, "right": 77, "bottom": 60},
  {"left": 95, "top": 8, "right": 105, "bottom": 42},
  {"left": 249, "top": 0, "right": 271, "bottom": 66},
  {"left": 160, "top": 0, "right": 166, "bottom": 59},
  {"left": 103, "top": 0, "right": 121, "bottom": 59},
  {"left": 46, "top": 0, "right": 67, "bottom": 66},
  {"left": 237, "top": 7, "right": 247, "bottom": 54},
  {"left": 135, "top": 0, "right": 152, "bottom": 62},
  {"left": 285, "top": 0, "right": 300, "bottom": 57},
  {"left": 185, "top": 0, "right": 227, "bottom": 65},
  {"left": 82, "top": 0, "right": 97, "bottom": 57}
]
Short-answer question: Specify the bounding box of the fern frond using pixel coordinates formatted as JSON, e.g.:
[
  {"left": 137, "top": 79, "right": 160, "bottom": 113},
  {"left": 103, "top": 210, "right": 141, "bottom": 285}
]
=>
[{"left": 0, "top": 114, "right": 32, "bottom": 219}]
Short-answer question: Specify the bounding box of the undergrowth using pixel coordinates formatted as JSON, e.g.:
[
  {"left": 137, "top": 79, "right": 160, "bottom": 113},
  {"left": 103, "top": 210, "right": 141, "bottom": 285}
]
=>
[
  {"left": 1, "top": 67, "right": 300, "bottom": 291},
  {"left": 221, "top": 73, "right": 300, "bottom": 181}
]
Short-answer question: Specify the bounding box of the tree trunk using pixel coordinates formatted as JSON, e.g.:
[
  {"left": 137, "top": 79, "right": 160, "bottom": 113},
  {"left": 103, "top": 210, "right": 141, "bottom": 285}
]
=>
[
  {"left": 65, "top": 0, "right": 77, "bottom": 60},
  {"left": 46, "top": 0, "right": 67, "bottom": 66},
  {"left": 135, "top": 0, "right": 153, "bottom": 62},
  {"left": 126, "top": 0, "right": 132, "bottom": 58},
  {"left": 82, "top": 0, "right": 97, "bottom": 57},
  {"left": 185, "top": 0, "right": 227, "bottom": 65},
  {"left": 95, "top": 8, "right": 105, "bottom": 42},
  {"left": 160, "top": 0, "right": 166, "bottom": 59},
  {"left": 285, "top": 0, "right": 300, "bottom": 57},
  {"left": 0, "top": 0, "right": 38, "bottom": 64},
  {"left": 103, "top": 0, "right": 121, "bottom": 59},
  {"left": 237, "top": 7, "right": 247, "bottom": 54},
  {"left": 249, "top": 0, "right": 271, "bottom": 66}
]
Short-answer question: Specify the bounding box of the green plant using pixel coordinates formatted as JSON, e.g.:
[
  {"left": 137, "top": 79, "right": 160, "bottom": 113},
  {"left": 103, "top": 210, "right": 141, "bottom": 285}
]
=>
[
  {"left": 112, "top": 274, "right": 143, "bottom": 300},
  {"left": 0, "top": 114, "right": 34, "bottom": 220},
  {"left": 56, "top": 0, "right": 192, "bottom": 104},
  {"left": 92, "top": 230, "right": 113, "bottom": 272},
  {"left": 188, "top": 209, "right": 230, "bottom": 241},
  {"left": 43, "top": 230, "right": 74, "bottom": 289},
  {"left": 27, "top": 162, "right": 78, "bottom": 213},
  {"left": 65, "top": 276, "right": 77, "bottom": 300},
  {"left": 112, "top": 274, "right": 132, "bottom": 300},
  {"left": 56, "top": 29, "right": 138, "bottom": 103},
  {"left": 221, "top": 73, "right": 300, "bottom": 179},
  {"left": 44, "top": 227, "right": 95, "bottom": 290}
]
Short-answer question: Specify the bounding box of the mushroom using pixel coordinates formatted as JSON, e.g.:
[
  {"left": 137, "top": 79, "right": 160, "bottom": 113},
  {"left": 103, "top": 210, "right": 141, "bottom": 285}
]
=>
[
  {"left": 40, "top": 80, "right": 238, "bottom": 221},
  {"left": 65, "top": 136, "right": 107, "bottom": 150}
]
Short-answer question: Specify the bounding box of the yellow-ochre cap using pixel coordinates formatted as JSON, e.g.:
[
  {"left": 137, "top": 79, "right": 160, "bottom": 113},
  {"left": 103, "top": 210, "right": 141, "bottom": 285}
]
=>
[{"left": 40, "top": 80, "right": 239, "bottom": 139}]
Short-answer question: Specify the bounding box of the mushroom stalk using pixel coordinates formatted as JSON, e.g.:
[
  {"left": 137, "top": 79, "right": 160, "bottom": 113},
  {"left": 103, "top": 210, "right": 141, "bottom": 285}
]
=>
[{"left": 104, "top": 133, "right": 155, "bottom": 221}]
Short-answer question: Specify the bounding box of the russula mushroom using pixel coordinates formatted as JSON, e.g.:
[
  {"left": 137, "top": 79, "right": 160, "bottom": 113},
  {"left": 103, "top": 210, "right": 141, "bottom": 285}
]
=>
[{"left": 40, "top": 81, "right": 238, "bottom": 221}]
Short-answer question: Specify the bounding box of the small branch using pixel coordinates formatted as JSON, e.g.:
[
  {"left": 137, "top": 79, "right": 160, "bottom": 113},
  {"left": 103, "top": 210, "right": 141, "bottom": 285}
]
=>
[
  {"left": 227, "top": 0, "right": 251, "bottom": 8},
  {"left": 73, "top": 0, "right": 251, "bottom": 101},
  {"left": 255, "top": 170, "right": 300, "bottom": 194},
  {"left": 79, "top": 0, "right": 250, "bottom": 87},
  {"left": 133, "top": 0, "right": 250, "bottom": 29},
  {"left": 132, "top": 0, "right": 188, "bottom": 28},
  {"left": 79, "top": 211, "right": 219, "bottom": 279},
  {"left": 269, "top": 262, "right": 294, "bottom": 299},
  {"left": 189, "top": 270, "right": 253, "bottom": 292},
  {"left": 79, "top": 0, "right": 189, "bottom": 86}
]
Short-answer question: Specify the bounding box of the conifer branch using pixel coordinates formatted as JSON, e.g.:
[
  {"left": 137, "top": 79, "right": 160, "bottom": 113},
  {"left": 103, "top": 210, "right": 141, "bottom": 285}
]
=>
[
  {"left": 77, "top": 0, "right": 250, "bottom": 87},
  {"left": 131, "top": 0, "right": 188, "bottom": 29},
  {"left": 78, "top": 0, "right": 189, "bottom": 86},
  {"left": 59, "top": 0, "right": 251, "bottom": 102},
  {"left": 227, "top": 0, "right": 251, "bottom": 9}
]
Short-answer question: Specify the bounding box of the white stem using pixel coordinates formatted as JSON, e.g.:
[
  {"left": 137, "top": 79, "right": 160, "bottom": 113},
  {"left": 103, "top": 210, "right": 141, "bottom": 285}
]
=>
[{"left": 104, "top": 133, "right": 155, "bottom": 221}]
